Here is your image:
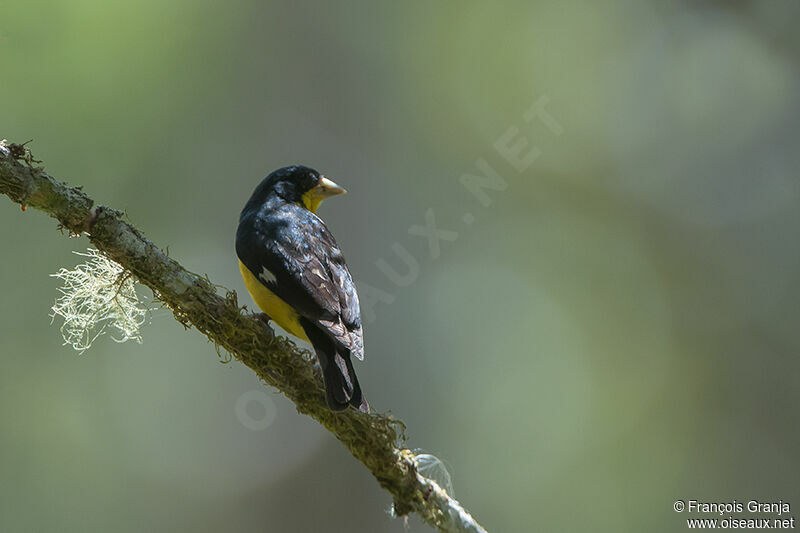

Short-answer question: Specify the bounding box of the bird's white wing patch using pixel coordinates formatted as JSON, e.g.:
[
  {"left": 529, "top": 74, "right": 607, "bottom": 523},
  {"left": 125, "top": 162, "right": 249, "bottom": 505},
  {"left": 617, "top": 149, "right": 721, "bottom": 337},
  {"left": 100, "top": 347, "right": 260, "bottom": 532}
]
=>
[{"left": 259, "top": 266, "right": 277, "bottom": 285}]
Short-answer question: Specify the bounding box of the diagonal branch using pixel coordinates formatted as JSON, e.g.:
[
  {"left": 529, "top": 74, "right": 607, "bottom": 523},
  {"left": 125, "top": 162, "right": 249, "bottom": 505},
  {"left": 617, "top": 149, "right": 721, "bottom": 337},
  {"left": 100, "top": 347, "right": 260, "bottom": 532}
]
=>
[{"left": 0, "top": 139, "right": 488, "bottom": 533}]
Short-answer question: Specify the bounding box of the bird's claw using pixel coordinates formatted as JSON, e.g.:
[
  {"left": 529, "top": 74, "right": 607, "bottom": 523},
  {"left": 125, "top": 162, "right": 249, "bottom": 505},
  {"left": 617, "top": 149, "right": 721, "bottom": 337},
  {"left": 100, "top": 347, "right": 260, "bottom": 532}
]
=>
[{"left": 251, "top": 312, "right": 274, "bottom": 334}]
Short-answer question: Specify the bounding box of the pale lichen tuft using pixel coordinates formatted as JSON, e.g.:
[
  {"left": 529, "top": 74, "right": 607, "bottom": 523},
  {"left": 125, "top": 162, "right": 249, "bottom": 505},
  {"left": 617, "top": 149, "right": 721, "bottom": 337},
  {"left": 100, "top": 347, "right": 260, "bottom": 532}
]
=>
[
  {"left": 414, "top": 452, "right": 455, "bottom": 498},
  {"left": 50, "top": 248, "right": 149, "bottom": 352}
]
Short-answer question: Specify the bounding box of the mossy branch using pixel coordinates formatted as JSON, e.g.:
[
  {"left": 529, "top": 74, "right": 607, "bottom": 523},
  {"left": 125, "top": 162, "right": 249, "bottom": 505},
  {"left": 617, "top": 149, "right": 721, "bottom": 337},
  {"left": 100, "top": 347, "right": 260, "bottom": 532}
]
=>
[{"left": 0, "top": 140, "right": 488, "bottom": 533}]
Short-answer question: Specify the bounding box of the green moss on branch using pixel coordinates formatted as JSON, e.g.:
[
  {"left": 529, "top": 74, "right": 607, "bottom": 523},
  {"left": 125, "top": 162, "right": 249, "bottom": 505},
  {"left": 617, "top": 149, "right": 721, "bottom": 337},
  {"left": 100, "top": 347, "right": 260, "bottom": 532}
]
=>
[{"left": 0, "top": 139, "right": 487, "bottom": 533}]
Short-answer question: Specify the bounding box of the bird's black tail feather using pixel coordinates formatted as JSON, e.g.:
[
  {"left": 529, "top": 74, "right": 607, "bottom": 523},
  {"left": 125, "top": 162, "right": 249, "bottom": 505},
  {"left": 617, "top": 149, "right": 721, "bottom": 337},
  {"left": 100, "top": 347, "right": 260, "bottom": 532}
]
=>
[
  {"left": 343, "top": 352, "right": 368, "bottom": 413},
  {"left": 302, "top": 321, "right": 368, "bottom": 413}
]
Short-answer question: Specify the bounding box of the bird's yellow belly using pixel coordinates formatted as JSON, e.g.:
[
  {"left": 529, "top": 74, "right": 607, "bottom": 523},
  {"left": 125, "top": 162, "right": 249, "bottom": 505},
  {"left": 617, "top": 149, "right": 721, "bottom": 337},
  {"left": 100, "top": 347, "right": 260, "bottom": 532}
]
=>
[{"left": 238, "top": 260, "right": 309, "bottom": 341}]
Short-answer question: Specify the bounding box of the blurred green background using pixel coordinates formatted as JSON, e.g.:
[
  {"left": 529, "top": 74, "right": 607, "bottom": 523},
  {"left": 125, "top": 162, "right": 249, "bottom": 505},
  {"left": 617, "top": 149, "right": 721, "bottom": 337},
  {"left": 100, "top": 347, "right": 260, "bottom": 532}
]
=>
[{"left": 2, "top": 2, "right": 799, "bottom": 532}]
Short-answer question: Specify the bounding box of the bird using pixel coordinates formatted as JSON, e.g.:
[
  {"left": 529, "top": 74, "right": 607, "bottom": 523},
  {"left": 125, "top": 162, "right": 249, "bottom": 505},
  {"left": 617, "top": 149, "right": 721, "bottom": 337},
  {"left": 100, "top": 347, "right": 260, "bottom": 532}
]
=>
[{"left": 236, "top": 165, "right": 368, "bottom": 413}]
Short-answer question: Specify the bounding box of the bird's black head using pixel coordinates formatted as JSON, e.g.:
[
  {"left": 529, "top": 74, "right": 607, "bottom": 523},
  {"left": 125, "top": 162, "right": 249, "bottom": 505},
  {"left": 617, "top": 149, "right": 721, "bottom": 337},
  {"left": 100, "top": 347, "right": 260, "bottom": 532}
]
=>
[{"left": 243, "top": 165, "right": 347, "bottom": 215}]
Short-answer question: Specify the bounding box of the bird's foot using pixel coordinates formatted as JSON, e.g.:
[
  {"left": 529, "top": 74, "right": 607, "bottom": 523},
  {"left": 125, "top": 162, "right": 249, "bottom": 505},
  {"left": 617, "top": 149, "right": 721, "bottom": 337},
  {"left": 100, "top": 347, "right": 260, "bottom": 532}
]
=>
[{"left": 251, "top": 312, "right": 274, "bottom": 334}]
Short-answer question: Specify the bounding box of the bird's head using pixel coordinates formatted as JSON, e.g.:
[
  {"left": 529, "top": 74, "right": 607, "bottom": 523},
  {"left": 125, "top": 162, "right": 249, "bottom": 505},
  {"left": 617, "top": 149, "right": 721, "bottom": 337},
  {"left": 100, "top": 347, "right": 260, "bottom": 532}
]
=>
[{"left": 248, "top": 165, "right": 347, "bottom": 214}]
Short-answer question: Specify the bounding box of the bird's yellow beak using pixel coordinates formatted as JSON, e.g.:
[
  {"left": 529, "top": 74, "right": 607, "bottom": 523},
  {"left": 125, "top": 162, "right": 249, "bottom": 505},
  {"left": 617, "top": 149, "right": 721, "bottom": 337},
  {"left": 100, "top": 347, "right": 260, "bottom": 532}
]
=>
[
  {"left": 302, "top": 176, "right": 347, "bottom": 213},
  {"left": 316, "top": 176, "right": 347, "bottom": 197}
]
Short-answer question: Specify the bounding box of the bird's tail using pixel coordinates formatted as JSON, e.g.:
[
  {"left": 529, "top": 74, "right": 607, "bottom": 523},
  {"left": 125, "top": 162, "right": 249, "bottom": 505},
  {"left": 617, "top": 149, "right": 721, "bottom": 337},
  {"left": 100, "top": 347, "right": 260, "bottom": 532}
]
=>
[
  {"left": 302, "top": 321, "right": 368, "bottom": 413},
  {"left": 322, "top": 351, "right": 368, "bottom": 413}
]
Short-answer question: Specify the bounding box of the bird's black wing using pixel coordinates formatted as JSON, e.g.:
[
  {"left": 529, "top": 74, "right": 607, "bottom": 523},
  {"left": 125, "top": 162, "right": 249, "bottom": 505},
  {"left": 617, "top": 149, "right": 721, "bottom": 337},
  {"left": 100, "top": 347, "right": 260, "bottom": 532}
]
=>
[{"left": 236, "top": 203, "right": 364, "bottom": 359}]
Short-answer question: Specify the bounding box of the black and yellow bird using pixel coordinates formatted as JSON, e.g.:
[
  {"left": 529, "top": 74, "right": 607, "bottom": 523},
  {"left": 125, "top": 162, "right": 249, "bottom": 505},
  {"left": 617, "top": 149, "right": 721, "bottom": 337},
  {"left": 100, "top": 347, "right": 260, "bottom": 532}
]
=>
[{"left": 236, "top": 166, "right": 368, "bottom": 412}]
